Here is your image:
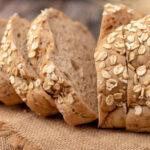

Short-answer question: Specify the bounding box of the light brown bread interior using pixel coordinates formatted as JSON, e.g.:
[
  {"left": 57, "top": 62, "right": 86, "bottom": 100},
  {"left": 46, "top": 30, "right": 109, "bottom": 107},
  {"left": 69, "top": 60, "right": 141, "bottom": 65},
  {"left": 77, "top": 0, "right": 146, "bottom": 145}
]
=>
[{"left": 27, "top": 9, "right": 97, "bottom": 125}]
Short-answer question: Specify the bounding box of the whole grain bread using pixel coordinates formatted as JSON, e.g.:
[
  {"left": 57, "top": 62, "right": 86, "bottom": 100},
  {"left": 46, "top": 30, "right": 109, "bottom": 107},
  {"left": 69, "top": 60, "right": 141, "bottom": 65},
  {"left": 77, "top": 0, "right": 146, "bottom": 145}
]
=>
[
  {"left": 96, "top": 4, "right": 150, "bottom": 132},
  {"left": 27, "top": 8, "right": 97, "bottom": 125},
  {"left": 95, "top": 3, "right": 141, "bottom": 128},
  {"left": 0, "top": 19, "right": 21, "bottom": 105},
  {"left": 99, "top": 3, "right": 142, "bottom": 40},
  {"left": 0, "top": 14, "right": 58, "bottom": 116},
  {"left": 125, "top": 15, "right": 150, "bottom": 132}
]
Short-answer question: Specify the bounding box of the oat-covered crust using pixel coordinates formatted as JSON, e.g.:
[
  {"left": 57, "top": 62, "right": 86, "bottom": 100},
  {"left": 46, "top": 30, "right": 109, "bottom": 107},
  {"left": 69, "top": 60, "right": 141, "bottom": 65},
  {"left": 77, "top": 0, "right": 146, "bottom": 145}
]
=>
[
  {"left": 96, "top": 4, "right": 150, "bottom": 132},
  {"left": 0, "top": 19, "right": 21, "bottom": 105},
  {"left": 99, "top": 3, "right": 142, "bottom": 40}
]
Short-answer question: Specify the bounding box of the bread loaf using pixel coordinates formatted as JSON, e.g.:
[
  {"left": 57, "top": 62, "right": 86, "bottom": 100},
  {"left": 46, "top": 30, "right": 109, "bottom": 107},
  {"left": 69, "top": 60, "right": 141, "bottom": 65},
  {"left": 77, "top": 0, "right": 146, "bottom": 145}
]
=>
[
  {"left": 0, "top": 19, "right": 21, "bottom": 105},
  {"left": 27, "top": 8, "right": 97, "bottom": 125},
  {"left": 96, "top": 4, "right": 150, "bottom": 132},
  {"left": 0, "top": 14, "right": 58, "bottom": 116}
]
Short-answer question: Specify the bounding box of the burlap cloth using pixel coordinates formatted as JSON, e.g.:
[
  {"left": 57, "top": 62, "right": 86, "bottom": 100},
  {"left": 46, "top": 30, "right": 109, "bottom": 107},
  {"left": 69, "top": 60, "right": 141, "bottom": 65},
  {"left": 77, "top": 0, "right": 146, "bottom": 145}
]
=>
[{"left": 0, "top": 105, "right": 149, "bottom": 150}]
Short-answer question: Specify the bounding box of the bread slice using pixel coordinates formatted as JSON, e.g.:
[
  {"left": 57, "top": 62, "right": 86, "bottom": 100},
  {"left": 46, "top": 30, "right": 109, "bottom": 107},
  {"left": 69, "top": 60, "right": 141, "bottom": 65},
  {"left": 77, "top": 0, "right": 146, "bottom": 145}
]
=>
[
  {"left": 99, "top": 3, "right": 142, "bottom": 40},
  {"left": 95, "top": 4, "right": 141, "bottom": 128},
  {"left": 27, "top": 8, "right": 97, "bottom": 125},
  {"left": 0, "top": 14, "right": 58, "bottom": 116},
  {"left": 0, "top": 19, "right": 21, "bottom": 105},
  {"left": 125, "top": 16, "right": 150, "bottom": 132}
]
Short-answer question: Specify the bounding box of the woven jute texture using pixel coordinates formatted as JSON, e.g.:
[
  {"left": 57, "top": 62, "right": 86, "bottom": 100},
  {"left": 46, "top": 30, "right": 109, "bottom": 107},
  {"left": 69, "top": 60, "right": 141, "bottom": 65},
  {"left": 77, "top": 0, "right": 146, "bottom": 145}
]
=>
[{"left": 0, "top": 105, "right": 150, "bottom": 150}]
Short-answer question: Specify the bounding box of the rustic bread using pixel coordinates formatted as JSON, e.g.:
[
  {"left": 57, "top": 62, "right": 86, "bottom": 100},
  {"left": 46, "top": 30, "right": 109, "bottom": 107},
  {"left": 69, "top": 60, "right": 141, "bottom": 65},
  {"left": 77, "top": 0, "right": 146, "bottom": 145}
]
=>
[
  {"left": 99, "top": 3, "right": 142, "bottom": 40},
  {"left": 27, "top": 8, "right": 97, "bottom": 125},
  {"left": 0, "top": 14, "right": 58, "bottom": 116},
  {"left": 125, "top": 16, "right": 150, "bottom": 132},
  {"left": 0, "top": 19, "right": 21, "bottom": 105},
  {"left": 95, "top": 4, "right": 142, "bottom": 129}
]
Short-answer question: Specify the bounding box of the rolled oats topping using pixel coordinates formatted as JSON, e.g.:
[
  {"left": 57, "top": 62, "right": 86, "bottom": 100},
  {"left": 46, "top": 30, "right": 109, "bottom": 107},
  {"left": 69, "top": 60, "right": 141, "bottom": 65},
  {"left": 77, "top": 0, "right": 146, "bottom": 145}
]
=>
[
  {"left": 101, "top": 70, "right": 111, "bottom": 79},
  {"left": 106, "top": 94, "right": 114, "bottom": 106},
  {"left": 134, "top": 105, "right": 143, "bottom": 116},
  {"left": 126, "top": 42, "right": 139, "bottom": 51},
  {"left": 98, "top": 61, "right": 106, "bottom": 69},
  {"left": 114, "top": 40, "right": 124, "bottom": 49},
  {"left": 147, "top": 37, "right": 150, "bottom": 46},
  {"left": 122, "top": 68, "right": 128, "bottom": 79},
  {"left": 42, "top": 64, "right": 55, "bottom": 74},
  {"left": 109, "top": 55, "right": 117, "bottom": 65},
  {"left": 140, "top": 32, "right": 149, "bottom": 42},
  {"left": 31, "top": 24, "right": 38, "bottom": 30},
  {"left": 136, "top": 65, "right": 147, "bottom": 76},
  {"left": 9, "top": 75, "right": 15, "bottom": 84},
  {"left": 127, "top": 35, "right": 135, "bottom": 43},
  {"left": 106, "top": 79, "right": 118, "bottom": 91},
  {"left": 138, "top": 45, "right": 146, "bottom": 55},
  {"left": 104, "top": 3, "right": 122, "bottom": 14},
  {"left": 34, "top": 78, "right": 42, "bottom": 87},
  {"left": 129, "top": 51, "right": 135, "bottom": 62},
  {"left": 139, "top": 87, "right": 145, "bottom": 99},
  {"left": 145, "top": 88, "right": 150, "bottom": 98},
  {"left": 51, "top": 73, "right": 58, "bottom": 81},
  {"left": 67, "top": 93, "right": 75, "bottom": 105},
  {"left": 107, "top": 35, "right": 115, "bottom": 44},
  {"left": 28, "top": 82, "right": 34, "bottom": 90},
  {"left": 146, "top": 100, "right": 150, "bottom": 107},
  {"left": 113, "top": 64, "right": 124, "bottom": 75},
  {"left": 113, "top": 93, "right": 123, "bottom": 100},
  {"left": 133, "top": 84, "right": 142, "bottom": 93},
  {"left": 103, "top": 43, "right": 112, "bottom": 49},
  {"left": 94, "top": 50, "right": 108, "bottom": 62},
  {"left": 28, "top": 51, "right": 36, "bottom": 58}
]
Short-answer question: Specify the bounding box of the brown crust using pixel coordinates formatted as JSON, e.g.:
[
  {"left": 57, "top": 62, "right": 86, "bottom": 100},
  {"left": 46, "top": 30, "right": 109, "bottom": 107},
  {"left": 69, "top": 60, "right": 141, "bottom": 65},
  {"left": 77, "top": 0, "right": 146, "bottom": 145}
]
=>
[{"left": 0, "top": 19, "right": 22, "bottom": 105}]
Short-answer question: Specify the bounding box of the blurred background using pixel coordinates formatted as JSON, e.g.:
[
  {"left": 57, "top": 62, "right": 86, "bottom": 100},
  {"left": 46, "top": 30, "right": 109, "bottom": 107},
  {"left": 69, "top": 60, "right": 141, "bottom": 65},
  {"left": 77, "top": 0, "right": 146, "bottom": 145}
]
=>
[{"left": 0, "top": 0, "right": 149, "bottom": 39}]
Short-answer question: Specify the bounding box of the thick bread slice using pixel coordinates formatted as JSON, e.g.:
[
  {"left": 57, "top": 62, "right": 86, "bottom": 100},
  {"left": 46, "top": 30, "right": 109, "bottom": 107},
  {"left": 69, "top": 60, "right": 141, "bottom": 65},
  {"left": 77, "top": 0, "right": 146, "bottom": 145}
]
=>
[
  {"left": 97, "top": 4, "right": 150, "bottom": 132},
  {"left": 27, "top": 8, "right": 97, "bottom": 125},
  {"left": 0, "top": 19, "right": 21, "bottom": 105},
  {"left": 125, "top": 16, "right": 150, "bottom": 132},
  {"left": 96, "top": 26, "right": 127, "bottom": 128},
  {"left": 0, "top": 14, "right": 58, "bottom": 116},
  {"left": 95, "top": 4, "right": 141, "bottom": 128},
  {"left": 99, "top": 3, "right": 142, "bottom": 40}
]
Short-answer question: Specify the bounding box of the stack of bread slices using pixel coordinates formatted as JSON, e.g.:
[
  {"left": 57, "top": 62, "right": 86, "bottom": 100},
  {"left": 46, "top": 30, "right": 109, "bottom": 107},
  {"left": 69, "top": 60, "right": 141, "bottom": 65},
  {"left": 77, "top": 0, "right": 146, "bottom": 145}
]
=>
[{"left": 0, "top": 3, "right": 150, "bottom": 132}]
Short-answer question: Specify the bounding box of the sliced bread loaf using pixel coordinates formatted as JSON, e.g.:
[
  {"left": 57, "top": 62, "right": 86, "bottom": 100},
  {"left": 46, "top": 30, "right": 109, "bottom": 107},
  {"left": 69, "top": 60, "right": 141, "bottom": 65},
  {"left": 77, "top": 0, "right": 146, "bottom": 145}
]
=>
[
  {"left": 27, "top": 8, "right": 97, "bottom": 125},
  {"left": 125, "top": 16, "right": 150, "bottom": 132},
  {"left": 99, "top": 3, "right": 142, "bottom": 40},
  {"left": 95, "top": 4, "right": 141, "bottom": 128},
  {"left": 0, "top": 19, "right": 21, "bottom": 105},
  {"left": 0, "top": 14, "right": 58, "bottom": 116}
]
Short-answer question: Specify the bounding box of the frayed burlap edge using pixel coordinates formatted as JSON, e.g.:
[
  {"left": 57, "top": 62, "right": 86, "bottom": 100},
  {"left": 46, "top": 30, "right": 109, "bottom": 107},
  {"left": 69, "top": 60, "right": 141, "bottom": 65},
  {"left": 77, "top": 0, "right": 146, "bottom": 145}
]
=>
[{"left": 0, "top": 121, "right": 41, "bottom": 150}]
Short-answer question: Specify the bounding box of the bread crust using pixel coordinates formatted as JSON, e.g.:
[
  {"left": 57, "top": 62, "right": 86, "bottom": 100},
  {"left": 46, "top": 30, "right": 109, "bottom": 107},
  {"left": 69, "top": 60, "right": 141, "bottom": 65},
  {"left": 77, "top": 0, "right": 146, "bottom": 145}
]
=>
[{"left": 0, "top": 19, "right": 22, "bottom": 105}]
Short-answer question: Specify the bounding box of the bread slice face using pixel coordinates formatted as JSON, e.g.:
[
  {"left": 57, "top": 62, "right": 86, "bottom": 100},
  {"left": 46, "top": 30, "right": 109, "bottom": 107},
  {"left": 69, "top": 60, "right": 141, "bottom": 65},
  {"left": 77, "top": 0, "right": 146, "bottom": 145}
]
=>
[
  {"left": 0, "top": 14, "right": 58, "bottom": 116},
  {"left": 27, "top": 8, "right": 97, "bottom": 125},
  {"left": 0, "top": 19, "right": 21, "bottom": 105},
  {"left": 95, "top": 4, "right": 142, "bottom": 129}
]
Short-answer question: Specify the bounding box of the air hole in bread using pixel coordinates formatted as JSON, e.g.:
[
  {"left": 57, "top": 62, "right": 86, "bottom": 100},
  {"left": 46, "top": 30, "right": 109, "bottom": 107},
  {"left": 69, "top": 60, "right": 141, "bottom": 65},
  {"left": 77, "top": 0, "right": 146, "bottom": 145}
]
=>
[{"left": 71, "top": 59, "right": 79, "bottom": 71}]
